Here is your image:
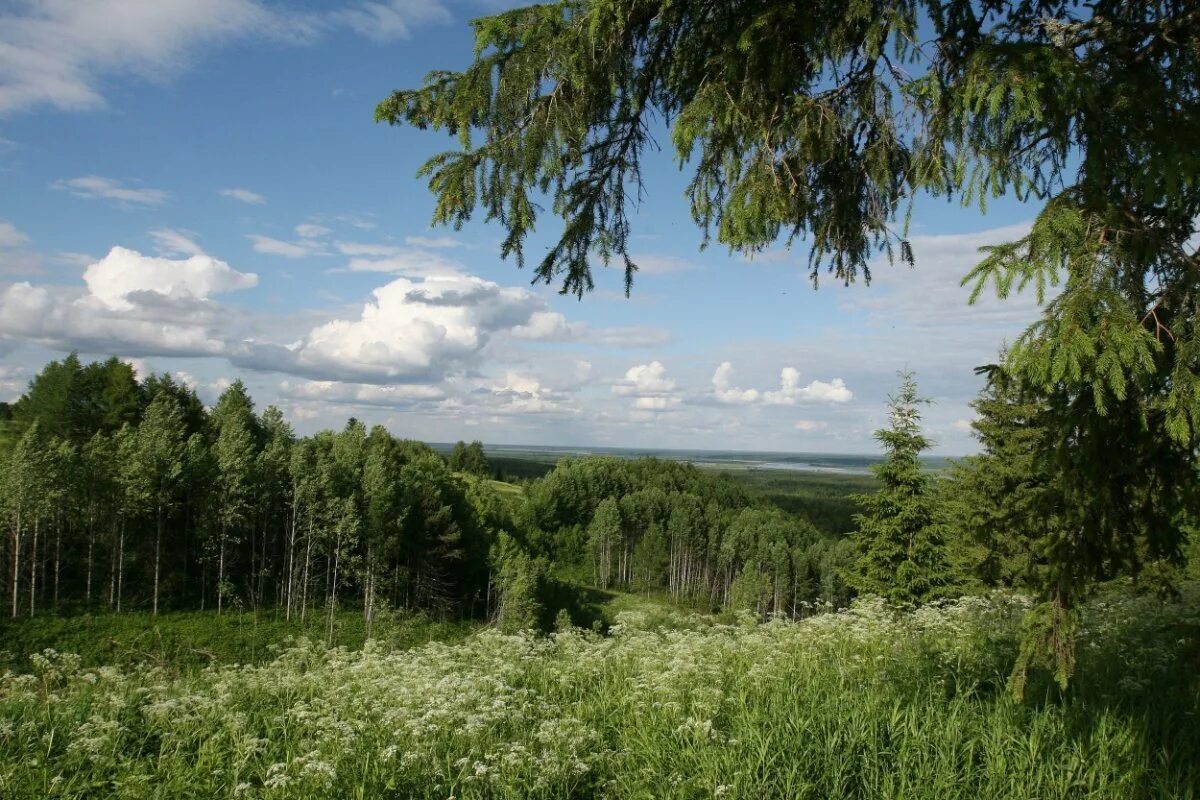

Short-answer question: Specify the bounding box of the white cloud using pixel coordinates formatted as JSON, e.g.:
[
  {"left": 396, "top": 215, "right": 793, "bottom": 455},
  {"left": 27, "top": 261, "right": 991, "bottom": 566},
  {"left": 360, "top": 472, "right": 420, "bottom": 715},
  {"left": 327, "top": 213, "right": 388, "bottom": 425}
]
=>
[
  {"left": 248, "top": 234, "right": 324, "bottom": 258},
  {"left": 712, "top": 361, "right": 760, "bottom": 404},
  {"left": 613, "top": 361, "right": 676, "bottom": 396},
  {"left": 84, "top": 246, "right": 257, "bottom": 309},
  {"left": 0, "top": 1, "right": 453, "bottom": 116},
  {"left": 327, "top": 0, "right": 451, "bottom": 42},
  {"left": 275, "top": 274, "right": 548, "bottom": 383},
  {"left": 793, "top": 419, "right": 827, "bottom": 432},
  {"left": 953, "top": 418, "right": 974, "bottom": 433},
  {"left": 0, "top": 246, "right": 258, "bottom": 357},
  {"left": 295, "top": 223, "right": 331, "bottom": 239},
  {"left": 220, "top": 187, "right": 266, "bottom": 205},
  {"left": 0, "top": 220, "right": 29, "bottom": 248},
  {"left": 51, "top": 175, "right": 166, "bottom": 206},
  {"left": 405, "top": 234, "right": 463, "bottom": 249},
  {"left": 337, "top": 243, "right": 465, "bottom": 277},
  {"left": 711, "top": 361, "right": 851, "bottom": 406},
  {"left": 280, "top": 379, "right": 445, "bottom": 408},
  {"left": 846, "top": 222, "right": 1041, "bottom": 329},
  {"left": 149, "top": 228, "right": 203, "bottom": 257},
  {"left": 612, "top": 361, "right": 682, "bottom": 413},
  {"left": 476, "top": 372, "right": 576, "bottom": 415},
  {"left": 509, "top": 310, "right": 670, "bottom": 348},
  {"left": 634, "top": 254, "right": 700, "bottom": 274},
  {"left": 763, "top": 368, "right": 853, "bottom": 404},
  {"left": 633, "top": 396, "right": 681, "bottom": 411}
]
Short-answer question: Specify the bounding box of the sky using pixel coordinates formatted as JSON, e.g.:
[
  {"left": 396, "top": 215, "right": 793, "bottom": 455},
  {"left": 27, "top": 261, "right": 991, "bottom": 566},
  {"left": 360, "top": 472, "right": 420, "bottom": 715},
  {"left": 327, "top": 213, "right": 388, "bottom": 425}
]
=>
[{"left": 0, "top": 0, "right": 1048, "bottom": 455}]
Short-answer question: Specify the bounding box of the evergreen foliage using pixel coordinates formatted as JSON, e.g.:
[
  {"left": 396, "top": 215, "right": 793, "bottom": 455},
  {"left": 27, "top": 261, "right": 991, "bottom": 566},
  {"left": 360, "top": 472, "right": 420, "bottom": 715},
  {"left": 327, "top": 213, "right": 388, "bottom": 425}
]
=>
[
  {"left": 379, "top": 1, "right": 1200, "bottom": 668},
  {"left": 851, "top": 372, "right": 951, "bottom": 604}
]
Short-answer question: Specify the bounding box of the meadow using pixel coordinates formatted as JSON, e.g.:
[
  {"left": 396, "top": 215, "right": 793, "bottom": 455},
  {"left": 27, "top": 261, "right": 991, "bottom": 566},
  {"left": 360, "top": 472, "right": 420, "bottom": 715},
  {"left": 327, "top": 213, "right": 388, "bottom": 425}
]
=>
[{"left": 1, "top": 585, "right": 1197, "bottom": 800}]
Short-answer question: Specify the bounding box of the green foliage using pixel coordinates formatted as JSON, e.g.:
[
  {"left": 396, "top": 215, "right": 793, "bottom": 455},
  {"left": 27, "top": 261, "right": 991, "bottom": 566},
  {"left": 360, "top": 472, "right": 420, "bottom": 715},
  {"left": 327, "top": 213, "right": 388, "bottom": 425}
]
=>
[
  {"left": 449, "top": 440, "right": 491, "bottom": 477},
  {"left": 0, "top": 356, "right": 525, "bottom": 622},
  {"left": 851, "top": 372, "right": 952, "bottom": 603},
  {"left": 0, "top": 610, "right": 479, "bottom": 674},
  {"left": 493, "top": 532, "right": 550, "bottom": 632},
  {"left": 381, "top": 0, "right": 1200, "bottom": 644},
  {"left": 942, "top": 358, "right": 1200, "bottom": 692},
  {"left": 2, "top": 588, "right": 1197, "bottom": 798}
]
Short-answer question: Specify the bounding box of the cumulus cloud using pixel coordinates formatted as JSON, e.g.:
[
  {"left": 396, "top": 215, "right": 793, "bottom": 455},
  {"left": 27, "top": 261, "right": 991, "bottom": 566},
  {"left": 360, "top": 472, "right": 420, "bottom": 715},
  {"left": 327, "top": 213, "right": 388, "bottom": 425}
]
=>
[
  {"left": 612, "top": 361, "right": 682, "bottom": 413},
  {"left": 0, "top": 246, "right": 257, "bottom": 357},
  {"left": 793, "top": 419, "right": 827, "bottom": 432},
  {"left": 0, "top": 1, "right": 452, "bottom": 116},
  {"left": 51, "top": 176, "right": 166, "bottom": 206},
  {"left": 712, "top": 361, "right": 760, "bottom": 404},
  {"left": 763, "top": 368, "right": 853, "bottom": 404},
  {"left": 272, "top": 274, "right": 548, "bottom": 383},
  {"left": 613, "top": 361, "right": 676, "bottom": 396},
  {"left": 220, "top": 187, "right": 266, "bottom": 205},
  {"left": 476, "top": 372, "right": 577, "bottom": 415},
  {"left": 711, "top": 361, "right": 851, "bottom": 405},
  {"left": 84, "top": 246, "right": 257, "bottom": 309}
]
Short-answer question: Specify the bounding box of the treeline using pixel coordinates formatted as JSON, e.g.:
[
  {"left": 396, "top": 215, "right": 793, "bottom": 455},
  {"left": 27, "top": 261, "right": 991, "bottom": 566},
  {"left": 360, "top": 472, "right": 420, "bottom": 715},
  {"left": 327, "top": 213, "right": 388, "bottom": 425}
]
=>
[
  {"left": 523, "top": 457, "right": 855, "bottom": 612},
  {"left": 0, "top": 355, "right": 526, "bottom": 627}
]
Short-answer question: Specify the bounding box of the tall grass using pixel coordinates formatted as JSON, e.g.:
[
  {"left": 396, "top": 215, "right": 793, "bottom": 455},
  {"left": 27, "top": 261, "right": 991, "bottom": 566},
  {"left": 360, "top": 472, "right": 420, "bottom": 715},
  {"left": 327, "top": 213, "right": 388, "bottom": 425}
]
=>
[{"left": 1, "top": 586, "right": 1196, "bottom": 799}]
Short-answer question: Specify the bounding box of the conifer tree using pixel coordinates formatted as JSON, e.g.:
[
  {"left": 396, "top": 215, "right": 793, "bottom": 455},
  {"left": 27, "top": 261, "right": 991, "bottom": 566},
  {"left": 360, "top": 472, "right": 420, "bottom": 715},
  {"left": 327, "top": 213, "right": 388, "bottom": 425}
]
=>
[
  {"left": 381, "top": 0, "right": 1200, "bottom": 659},
  {"left": 850, "top": 372, "right": 951, "bottom": 604}
]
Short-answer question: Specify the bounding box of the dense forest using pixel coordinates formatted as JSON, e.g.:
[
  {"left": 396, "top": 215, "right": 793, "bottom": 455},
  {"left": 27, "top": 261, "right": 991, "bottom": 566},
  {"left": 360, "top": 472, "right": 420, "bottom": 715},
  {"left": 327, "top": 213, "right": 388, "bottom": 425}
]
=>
[
  {"left": 0, "top": 355, "right": 864, "bottom": 631},
  {"left": 6, "top": 355, "right": 1195, "bottom": 642}
]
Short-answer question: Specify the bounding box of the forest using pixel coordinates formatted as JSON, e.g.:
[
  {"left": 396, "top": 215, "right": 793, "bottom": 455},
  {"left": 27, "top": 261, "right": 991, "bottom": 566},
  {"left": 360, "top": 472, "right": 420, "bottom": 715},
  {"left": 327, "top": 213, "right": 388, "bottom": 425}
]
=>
[
  {"left": 0, "top": 354, "right": 865, "bottom": 633},
  {"left": 4, "top": 0, "right": 1200, "bottom": 795},
  {"left": 0, "top": 355, "right": 1197, "bottom": 799}
]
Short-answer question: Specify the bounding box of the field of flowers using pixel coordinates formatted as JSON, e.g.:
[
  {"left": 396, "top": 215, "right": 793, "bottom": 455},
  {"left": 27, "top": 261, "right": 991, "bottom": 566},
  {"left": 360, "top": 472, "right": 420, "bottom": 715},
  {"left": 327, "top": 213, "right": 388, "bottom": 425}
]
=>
[{"left": 1, "top": 587, "right": 1197, "bottom": 799}]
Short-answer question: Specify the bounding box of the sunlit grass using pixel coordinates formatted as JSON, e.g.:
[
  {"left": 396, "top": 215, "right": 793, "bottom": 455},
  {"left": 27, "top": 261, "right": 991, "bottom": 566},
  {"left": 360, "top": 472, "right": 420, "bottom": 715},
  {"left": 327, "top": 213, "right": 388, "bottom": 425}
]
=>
[{"left": 1, "top": 586, "right": 1196, "bottom": 799}]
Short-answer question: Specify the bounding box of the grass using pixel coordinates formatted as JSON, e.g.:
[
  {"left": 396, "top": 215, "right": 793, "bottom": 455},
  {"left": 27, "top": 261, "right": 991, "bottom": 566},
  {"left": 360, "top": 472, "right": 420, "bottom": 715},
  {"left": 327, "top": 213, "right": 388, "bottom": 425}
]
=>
[
  {"left": 0, "top": 609, "right": 479, "bottom": 674},
  {"left": 1, "top": 585, "right": 1197, "bottom": 799}
]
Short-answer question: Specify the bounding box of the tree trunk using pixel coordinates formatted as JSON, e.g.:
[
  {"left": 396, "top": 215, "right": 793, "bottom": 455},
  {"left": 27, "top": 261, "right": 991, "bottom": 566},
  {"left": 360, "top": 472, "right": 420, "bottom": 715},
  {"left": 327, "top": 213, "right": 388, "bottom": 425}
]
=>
[
  {"left": 10, "top": 508, "right": 20, "bottom": 618},
  {"left": 85, "top": 507, "right": 96, "bottom": 608},
  {"left": 153, "top": 504, "right": 163, "bottom": 615},
  {"left": 300, "top": 515, "right": 312, "bottom": 624},
  {"left": 29, "top": 516, "right": 38, "bottom": 617},
  {"left": 326, "top": 532, "right": 341, "bottom": 643},
  {"left": 53, "top": 510, "right": 61, "bottom": 611},
  {"left": 116, "top": 520, "right": 125, "bottom": 613},
  {"left": 285, "top": 500, "right": 298, "bottom": 620},
  {"left": 217, "top": 525, "right": 226, "bottom": 616}
]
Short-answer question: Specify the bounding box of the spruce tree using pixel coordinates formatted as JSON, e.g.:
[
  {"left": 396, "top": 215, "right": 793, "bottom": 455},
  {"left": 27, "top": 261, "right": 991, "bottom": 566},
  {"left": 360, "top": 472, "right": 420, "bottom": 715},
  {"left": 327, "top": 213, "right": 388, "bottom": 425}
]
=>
[
  {"left": 850, "top": 372, "right": 951, "bottom": 604},
  {"left": 381, "top": 1, "right": 1200, "bottom": 659}
]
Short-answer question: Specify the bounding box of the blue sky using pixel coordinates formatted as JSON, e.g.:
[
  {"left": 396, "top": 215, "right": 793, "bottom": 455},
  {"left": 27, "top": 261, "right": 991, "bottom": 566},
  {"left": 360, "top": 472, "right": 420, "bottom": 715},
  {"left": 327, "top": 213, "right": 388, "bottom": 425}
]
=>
[{"left": 0, "top": 0, "right": 1045, "bottom": 455}]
